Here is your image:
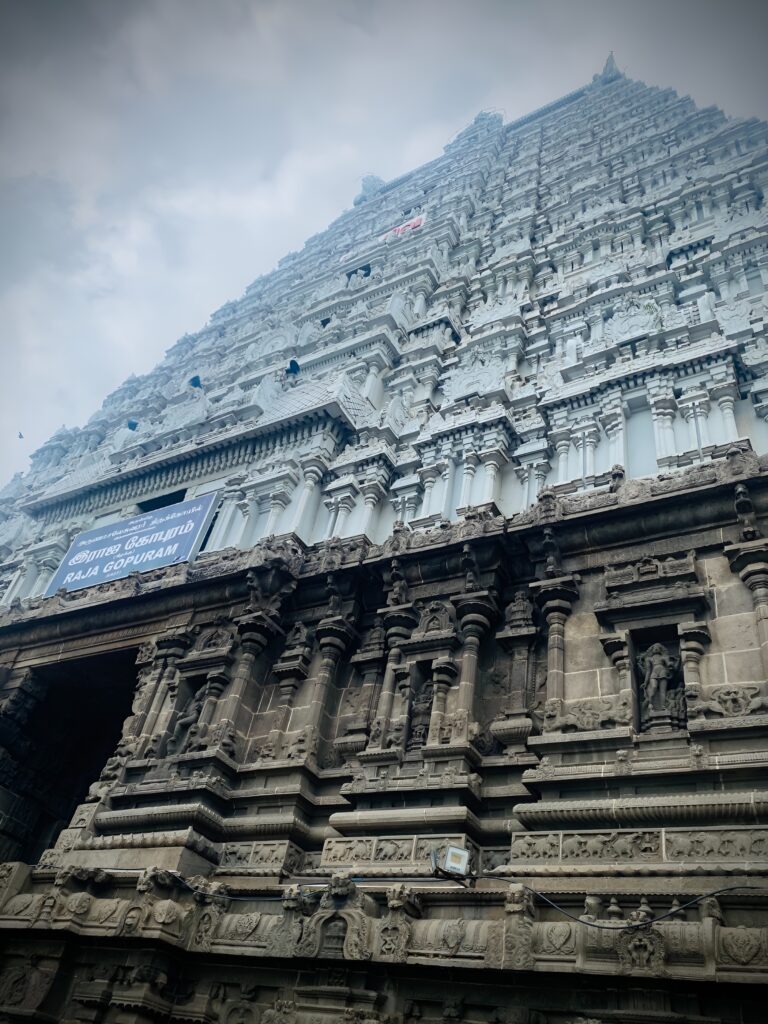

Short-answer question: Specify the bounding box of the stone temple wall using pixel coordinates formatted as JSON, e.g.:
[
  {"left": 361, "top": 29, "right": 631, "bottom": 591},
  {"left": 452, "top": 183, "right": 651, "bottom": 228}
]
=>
[{"left": 0, "top": 55, "right": 765, "bottom": 1023}]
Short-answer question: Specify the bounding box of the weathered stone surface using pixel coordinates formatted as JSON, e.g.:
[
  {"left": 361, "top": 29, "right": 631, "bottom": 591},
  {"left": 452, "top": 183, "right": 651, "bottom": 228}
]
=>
[{"left": 0, "top": 56, "right": 766, "bottom": 1022}]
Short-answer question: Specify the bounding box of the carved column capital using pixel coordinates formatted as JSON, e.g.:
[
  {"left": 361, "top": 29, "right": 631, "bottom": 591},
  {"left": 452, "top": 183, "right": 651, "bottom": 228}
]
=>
[
  {"left": 153, "top": 630, "right": 194, "bottom": 664},
  {"left": 529, "top": 575, "right": 580, "bottom": 618},
  {"left": 236, "top": 612, "right": 282, "bottom": 656},
  {"left": 453, "top": 590, "right": 498, "bottom": 640},
  {"left": 725, "top": 540, "right": 768, "bottom": 595},
  {"left": 315, "top": 617, "right": 357, "bottom": 660},
  {"left": 599, "top": 630, "right": 632, "bottom": 685}
]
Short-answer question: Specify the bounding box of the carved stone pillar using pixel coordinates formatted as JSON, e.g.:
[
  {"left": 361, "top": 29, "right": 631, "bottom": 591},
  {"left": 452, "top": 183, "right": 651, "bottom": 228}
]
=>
[
  {"left": 678, "top": 622, "right": 711, "bottom": 688},
  {"left": 369, "top": 647, "right": 402, "bottom": 750},
  {"left": 679, "top": 393, "right": 711, "bottom": 453},
  {"left": 602, "top": 402, "right": 626, "bottom": 469},
  {"left": 119, "top": 646, "right": 157, "bottom": 742},
  {"left": 426, "top": 657, "right": 459, "bottom": 746},
  {"left": 439, "top": 456, "right": 457, "bottom": 519},
  {"left": 711, "top": 384, "right": 739, "bottom": 443},
  {"left": 599, "top": 630, "right": 637, "bottom": 728},
  {"left": 269, "top": 624, "right": 314, "bottom": 747},
  {"left": 323, "top": 497, "right": 339, "bottom": 539},
  {"left": 303, "top": 615, "right": 357, "bottom": 748},
  {"left": 418, "top": 465, "right": 440, "bottom": 517},
  {"left": 337, "top": 626, "right": 386, "bottom": 758},
  {"left": 292, "top": 463, "right": 325, "bottom": 538},
  {"left": 648, "top": 381, "right": 677, "bottom": 462},
  {"left": 678, "top": 621, "right": 712, "bottom": 717},
  {"left": 458, "top": 451, "right": 479, "bottom": 509},
  {"left": 206, "top": 477, "right": 246, "bottom": 550},
  {"left": 368, "top": 603, "right": 420, "bottom": 750},
  {"left": 139, "top": 632, "right": 192, "bottom": 751},
  {"left": 573, "top": 424, "right": 599, "bottom": 482},
  {"left": 196, "top": 668, "right": 231, "bottom": 731},
  {"left": 333, "top": 494, "right": 356, "bottom": 537},
  {"left": 531, "top": 459, "right": 549, "bottom": 501},
  {"left": 453, "top": 590, "right": 498, "bottom": 744},
  {"left": 725, "top": 540, "right": 768, "bottom": 678},
  {"left": 491, "top": 593, "right": 538, "bottom": 749},
  {"left": 360, "top": 477, "right": 387, "bottom": 537},
  {"left": 217, "top": 613, "right": 283, "bottom": 738},
  {"left": 515, "top": 463, "right": 532, "bottom": 509},
  {"left": 13, "top": 557, "right": 40, "bottom": 602},
  {"left": 403, "top": 491, "right": 420, "bottom": 523},
  {"left": 362, "top": 359, "right": 386, "bottom": 403},
  {"left": 480, "top": 452, "right": 503, "bottom": 506},
  {"left": 551, "top": 431, "right": 572, "bottom": 485},
  {"left": 263, "top": 492, "right": 290, "bottom": 537},
  {"left": 530, "top": 576, "right": 580, "bottom": 703},
  {"left": 599, "top": 631, "right": 632, "bottom": 689}
]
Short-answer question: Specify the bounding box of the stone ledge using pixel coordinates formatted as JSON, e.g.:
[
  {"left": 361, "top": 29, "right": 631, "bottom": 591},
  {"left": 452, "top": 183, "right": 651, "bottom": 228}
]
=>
[{"left": 513, "top": 790, "right": 768, "bottom": 829}]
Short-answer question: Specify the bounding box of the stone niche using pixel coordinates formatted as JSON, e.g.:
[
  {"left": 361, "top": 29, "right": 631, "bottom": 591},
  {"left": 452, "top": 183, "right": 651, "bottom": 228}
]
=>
[
  {"left": 632, "top": 626, "right": 687, "bottom": 733},
  {"left": 592, "top": 550, "right": 712, "bottom": 738}
]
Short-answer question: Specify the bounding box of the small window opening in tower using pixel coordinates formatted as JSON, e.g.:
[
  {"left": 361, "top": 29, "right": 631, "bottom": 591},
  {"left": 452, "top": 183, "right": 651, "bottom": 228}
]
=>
[
  {"left": 346, "top": 264, "right": 371, "bottom": 282},
  {"left": 137, "top": 488, "right": 187, "bottom": 513}
]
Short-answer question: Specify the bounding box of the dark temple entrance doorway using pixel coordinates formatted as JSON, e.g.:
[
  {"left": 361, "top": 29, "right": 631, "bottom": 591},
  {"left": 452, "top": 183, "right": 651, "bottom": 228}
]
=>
[{"left": 12, "top": 648, "right": 138, "bottom": 863}]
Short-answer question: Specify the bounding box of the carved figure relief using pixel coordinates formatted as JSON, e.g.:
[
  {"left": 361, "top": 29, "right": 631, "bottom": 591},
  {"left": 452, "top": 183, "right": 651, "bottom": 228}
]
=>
[
  {"left": 542, "top": 692, "right": 632, "bottom": 733},
  {"left": 615, "top": 926, "right": 666, "bottom": 974},
  {"left": 637, "top": 642, "right": 684, "bottom": 730},
  {"left": 407, "top": 679, "right": 434, "bottom": 751},
  {"left": 166, "top": 689, "right": 207, "bottom": 756}
]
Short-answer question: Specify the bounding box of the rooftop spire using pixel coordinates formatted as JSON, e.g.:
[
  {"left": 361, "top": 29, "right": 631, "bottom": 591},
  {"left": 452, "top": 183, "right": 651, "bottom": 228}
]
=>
[{"left": 600, "top": 51, "right": 621, "bottom": 82}]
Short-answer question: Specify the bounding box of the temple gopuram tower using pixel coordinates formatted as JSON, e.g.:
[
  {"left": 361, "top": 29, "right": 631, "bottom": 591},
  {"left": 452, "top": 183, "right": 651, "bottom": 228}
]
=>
[{"left": 0, "top": 55, "right": 766, "bottom": 1023}]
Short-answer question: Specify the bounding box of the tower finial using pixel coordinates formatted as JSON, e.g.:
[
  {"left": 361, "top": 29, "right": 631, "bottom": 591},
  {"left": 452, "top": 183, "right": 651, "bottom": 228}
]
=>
[{"left": 601, "top": 51, "right": 620, "bottom": 81}]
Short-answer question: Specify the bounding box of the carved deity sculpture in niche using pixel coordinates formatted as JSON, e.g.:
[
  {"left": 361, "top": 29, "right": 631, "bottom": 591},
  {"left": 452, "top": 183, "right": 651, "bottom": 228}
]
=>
[
  {"left": 636, "top": 642, "right": 684, "bottom": 730},
  {"left": 407, "top": 680, "right": 433, "bottom": 751},
  {"left": 166, "top": 688, "right": 207, "bottom": 755}
]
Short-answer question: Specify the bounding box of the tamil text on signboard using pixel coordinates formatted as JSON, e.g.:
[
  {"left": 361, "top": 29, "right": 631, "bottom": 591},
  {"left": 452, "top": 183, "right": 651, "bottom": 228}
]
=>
[{"left": 45, "top": 491, "right": 220, "bottom": 596}]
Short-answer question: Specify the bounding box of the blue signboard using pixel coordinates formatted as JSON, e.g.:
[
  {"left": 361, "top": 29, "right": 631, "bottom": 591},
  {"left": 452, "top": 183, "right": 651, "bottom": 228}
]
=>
[{"left": 45, "top": 491, "right": 220, "bottom": 596}]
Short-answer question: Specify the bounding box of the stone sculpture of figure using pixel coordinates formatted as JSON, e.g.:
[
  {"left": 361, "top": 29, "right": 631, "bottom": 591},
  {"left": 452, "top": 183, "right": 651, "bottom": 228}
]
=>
[
  {"left": 609, "top": 464, "right": 626, "bottom": 493},
  {"left": 637, "top": 643, "right": 679, "bottom": 713},
  {"left": 542, "top": 526, "right": 562, "bottom": 577},
  {"left": 388, "top": 577, "right": 409, "bottom": 607},
  {"left": 363, "top": 616, "right": 386, "bottom": 650},
  {"left": 504, "top": 591, "right": 534, "bottom": 629},
  {"left": 325, "top": 577, "right": 342, "bottom": 614},
  {"left": 407, "top": 681, "right": 434, "bottom": 751},
  {"left": 166, "top": 690, "right": 206, "bottom": 756},
  {"left": 285, "top": 621, "right": 308, "bottom": 648},
  {"left": 734, "top": 483, "right": 762, "bottom": 541}
]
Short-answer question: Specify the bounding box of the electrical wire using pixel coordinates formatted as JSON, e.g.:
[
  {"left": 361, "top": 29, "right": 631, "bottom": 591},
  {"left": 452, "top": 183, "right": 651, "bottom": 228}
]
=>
[
  {"left": 485, "top": 876, "right": 767, "bottom": 931},
  {"left": 171, "top": 870, "right": 767, "bottom": 931}
]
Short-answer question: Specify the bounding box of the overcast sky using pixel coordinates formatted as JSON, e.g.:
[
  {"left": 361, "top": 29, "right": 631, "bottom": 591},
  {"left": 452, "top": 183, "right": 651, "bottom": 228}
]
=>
[{"left": 1, "top": 0, "right": 767, "bottom": 485}]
